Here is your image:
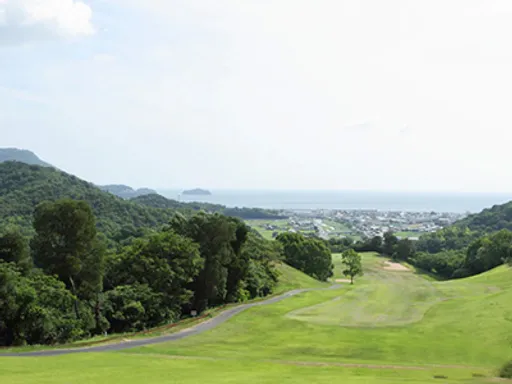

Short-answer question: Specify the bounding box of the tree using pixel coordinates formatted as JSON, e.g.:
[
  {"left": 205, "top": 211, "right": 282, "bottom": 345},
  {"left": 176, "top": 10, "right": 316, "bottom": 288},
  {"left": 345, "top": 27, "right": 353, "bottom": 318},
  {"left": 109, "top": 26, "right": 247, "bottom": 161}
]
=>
[
  {"left": 276, "top": 232, "right": 333, "bottom": 281},
  {"left": 383, "top": 231, "right": 398, "bottom": 256},
  {"left": 106, "top": 230, "right": 203, "bottom": 319},
  {"left": 169, "top": 212, "right": 240, "bottom": 312},
  {"left": 31, "top": 199, "right": 106, "bottom": 320},
  {"left": 341, "top": 249, "right": 363, "bottom": 284},
  {"left": 0, "top": 262, "right": 84, "bottom": 346},
  {"left": 393, "top": 238, "right": 415, "bottom": 261},
  {"left": 464, "top": 229, "right": 512, "bottom": 275},
  {"left": 0, "top": 226, "right": 31, "bottom": 273},
  {"left": 368, "top": 236, "right": 383, "bottom": 253},
  {"left": 103, "top": 284, "right": 169, "bottom": 333}
]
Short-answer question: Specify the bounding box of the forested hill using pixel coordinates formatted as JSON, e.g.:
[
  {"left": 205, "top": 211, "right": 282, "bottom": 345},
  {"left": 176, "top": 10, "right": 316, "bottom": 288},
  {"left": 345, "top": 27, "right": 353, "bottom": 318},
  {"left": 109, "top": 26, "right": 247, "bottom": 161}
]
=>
[
  {"left": 99, "top": 184, "right": 158, "bottom": 199},
  {"left": 0, "top": 162, "right": 175, "bottom": 238},
  {"left": 0, "top": 148, "right": 52, "bottom": 167},
  {"left": 132, "top": 193, "right": 217, "bottom": 210},
  {"left": 131, "top": 193, "right": 287, "bottom": 220},
  {"left": 455, "top": 201, "right": 512, "bottom": 232},
  {"left": 0, "top": 162, "right": 286, "bottom": 240}
]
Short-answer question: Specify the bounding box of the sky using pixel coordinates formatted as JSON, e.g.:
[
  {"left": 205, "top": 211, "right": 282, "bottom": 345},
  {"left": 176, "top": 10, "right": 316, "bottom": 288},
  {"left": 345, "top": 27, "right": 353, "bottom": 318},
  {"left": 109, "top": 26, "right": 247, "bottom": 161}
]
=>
[{"left": 1, "top": 0, "right": 512, "bottom": 192}]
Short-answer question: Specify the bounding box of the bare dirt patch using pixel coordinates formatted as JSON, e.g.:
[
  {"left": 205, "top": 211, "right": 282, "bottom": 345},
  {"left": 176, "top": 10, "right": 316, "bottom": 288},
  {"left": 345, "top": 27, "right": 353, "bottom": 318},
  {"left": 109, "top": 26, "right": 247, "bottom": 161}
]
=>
[
  {"left": 383, "top": 261, "right": 410, "bottom": 272},
  {"left": 335, "top": 279, "right": 351, "bottom": 283}
]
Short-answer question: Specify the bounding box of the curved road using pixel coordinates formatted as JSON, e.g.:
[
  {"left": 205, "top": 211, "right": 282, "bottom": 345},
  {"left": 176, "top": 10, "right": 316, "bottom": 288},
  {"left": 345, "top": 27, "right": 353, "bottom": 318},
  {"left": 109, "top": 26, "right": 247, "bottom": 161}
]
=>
[{"left": 2, "top": 286, "right": 338, "bottom": 357}]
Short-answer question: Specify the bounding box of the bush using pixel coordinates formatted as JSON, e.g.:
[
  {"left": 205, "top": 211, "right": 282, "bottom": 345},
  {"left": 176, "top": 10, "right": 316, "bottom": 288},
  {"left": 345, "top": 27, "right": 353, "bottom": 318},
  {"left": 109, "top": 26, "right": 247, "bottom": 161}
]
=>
[{"left": 499, "top": 360, "right": 512, "bottom": 378}]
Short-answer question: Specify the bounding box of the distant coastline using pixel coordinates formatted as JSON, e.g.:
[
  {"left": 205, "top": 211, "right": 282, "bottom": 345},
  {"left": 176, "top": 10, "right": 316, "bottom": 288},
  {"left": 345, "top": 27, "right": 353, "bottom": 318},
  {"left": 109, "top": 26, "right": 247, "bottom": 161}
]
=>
[{"left": 158, "top": 189, "right": 512, "bottom": 213}]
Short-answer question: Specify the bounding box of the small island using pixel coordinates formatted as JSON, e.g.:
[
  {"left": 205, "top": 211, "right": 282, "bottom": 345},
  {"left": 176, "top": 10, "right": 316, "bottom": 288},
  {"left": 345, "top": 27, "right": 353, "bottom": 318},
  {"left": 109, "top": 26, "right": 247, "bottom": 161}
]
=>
[{"left": 182, "top": 188, "right": 212, "bottom": 196}]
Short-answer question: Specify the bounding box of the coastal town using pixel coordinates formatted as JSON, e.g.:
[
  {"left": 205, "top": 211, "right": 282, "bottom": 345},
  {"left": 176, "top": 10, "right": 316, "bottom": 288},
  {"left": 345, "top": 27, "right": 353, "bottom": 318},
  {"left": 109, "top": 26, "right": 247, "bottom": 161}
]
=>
[{"left": 248, "top": 209, "right": 467, "bottom": 241}]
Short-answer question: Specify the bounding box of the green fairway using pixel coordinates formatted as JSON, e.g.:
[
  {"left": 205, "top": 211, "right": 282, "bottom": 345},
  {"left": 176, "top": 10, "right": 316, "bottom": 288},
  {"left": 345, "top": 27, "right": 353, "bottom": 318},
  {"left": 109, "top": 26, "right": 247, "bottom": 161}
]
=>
[
  {"left": 289, "top": 255, "right": 443, "bottom": 327},
  {"left": 3, "top": 253, "right": 512, "bottom": 383},
  {"left": 0, "top": 353, "right": 489, "bottom": 384},
  {"left": 128, "top": 253, "right": 512, "bottom": 370}
]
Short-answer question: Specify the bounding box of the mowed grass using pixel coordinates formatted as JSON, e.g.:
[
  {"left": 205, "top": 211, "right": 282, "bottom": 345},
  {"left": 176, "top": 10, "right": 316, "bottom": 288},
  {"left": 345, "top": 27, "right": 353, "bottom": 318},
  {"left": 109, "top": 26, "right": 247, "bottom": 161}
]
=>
[
  {"left": 0, "top": 353, "right": 491, "bottom": 384},
  {"left": 290, "top": 254, "right": 443, "bottom": 327},
  {"left": 129, "top": 253, "right": 512, "bottom": 370},
  {"left": 275, "top": 262, "right": 328, "bottom": 292}
]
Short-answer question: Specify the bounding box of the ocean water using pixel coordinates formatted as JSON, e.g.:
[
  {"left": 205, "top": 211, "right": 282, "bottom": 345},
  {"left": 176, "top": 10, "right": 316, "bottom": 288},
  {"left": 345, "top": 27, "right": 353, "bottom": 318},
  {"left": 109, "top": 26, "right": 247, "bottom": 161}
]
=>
[{"left": 157, "top": 190, "right": 512, "bottom": 214}]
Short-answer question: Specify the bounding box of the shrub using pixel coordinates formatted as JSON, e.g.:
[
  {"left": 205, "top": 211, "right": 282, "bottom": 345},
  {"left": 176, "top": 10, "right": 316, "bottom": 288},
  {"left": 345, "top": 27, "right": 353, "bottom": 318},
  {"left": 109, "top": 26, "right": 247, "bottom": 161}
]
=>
[{"left": 499, "top": 360, "right": 512, "bottom": 378}]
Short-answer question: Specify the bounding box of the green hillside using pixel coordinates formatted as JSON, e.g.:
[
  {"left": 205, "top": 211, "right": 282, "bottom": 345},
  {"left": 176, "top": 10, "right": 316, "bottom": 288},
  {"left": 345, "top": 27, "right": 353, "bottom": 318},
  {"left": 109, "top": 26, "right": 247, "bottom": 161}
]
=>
[
  {"left": 274, "top": 262, "right": 328, "bottom": 292},
  {"left": 133, "top": 193, "right": 287, "bottom": 220},
  {"left": 0, "top": 162, "right": 175, "bottom": 237},
  {"left": 99, "top": 184, "right": 158, "bottom": 199},
  {"left": 0, "top": 148, "right": 51, "bottom": 167},
  {"left": 456, "top": 200, "right": 512, "bottom": 232}
]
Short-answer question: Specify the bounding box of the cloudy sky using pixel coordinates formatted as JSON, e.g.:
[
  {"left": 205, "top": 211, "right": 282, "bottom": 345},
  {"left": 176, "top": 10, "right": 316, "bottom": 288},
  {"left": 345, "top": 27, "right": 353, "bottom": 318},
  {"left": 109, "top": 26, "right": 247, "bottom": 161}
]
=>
[{"left": 1, "top": 0, "right": 512, "bottom": 192}]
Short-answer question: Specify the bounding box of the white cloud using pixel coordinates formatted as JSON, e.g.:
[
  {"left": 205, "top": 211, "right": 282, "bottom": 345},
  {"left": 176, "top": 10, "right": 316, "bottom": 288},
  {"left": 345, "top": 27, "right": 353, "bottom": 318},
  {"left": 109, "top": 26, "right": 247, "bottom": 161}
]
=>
[{"left": 0, "top": 0, "right": 94, "bottom": 44}]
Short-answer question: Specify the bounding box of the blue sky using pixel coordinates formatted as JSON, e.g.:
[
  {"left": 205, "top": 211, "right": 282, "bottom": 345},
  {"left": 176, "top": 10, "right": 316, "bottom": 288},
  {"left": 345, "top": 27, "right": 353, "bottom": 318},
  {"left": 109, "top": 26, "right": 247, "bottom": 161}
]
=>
[{"left": 2, "top": 0, "right": 512, "bottom": 192}]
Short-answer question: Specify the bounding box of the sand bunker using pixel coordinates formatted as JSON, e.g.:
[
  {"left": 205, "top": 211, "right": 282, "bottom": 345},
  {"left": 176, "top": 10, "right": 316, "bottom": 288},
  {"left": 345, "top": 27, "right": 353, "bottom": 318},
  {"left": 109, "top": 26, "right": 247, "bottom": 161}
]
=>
[
  {"left": 335, "top": 279, "right": 351, "bottom": 283},
  {"left": 383, "top": 261, "right": 409, "bottom": 271}
]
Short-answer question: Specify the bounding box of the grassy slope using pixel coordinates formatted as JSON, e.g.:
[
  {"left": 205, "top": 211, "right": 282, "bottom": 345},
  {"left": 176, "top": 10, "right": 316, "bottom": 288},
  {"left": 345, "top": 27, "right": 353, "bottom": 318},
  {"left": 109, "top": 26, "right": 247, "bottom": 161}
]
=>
[
  {"left": 3, "top": 254, "right": 511, "bottom": 383},
  {"left": 274, "top": 262, "right": 328, "bottom": 292},
  {"left": 128, "top": 254, "right": 512, "bottom": 369},
  {"left": 289, "top": 254, "right": 443, "bottom": 327}
]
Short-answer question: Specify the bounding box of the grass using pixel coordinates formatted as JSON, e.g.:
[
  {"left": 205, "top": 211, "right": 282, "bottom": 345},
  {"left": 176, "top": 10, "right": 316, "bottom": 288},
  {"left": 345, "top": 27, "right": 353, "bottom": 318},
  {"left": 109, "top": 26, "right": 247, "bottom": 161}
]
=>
[
  {"left": 127, "top": 254, "right": 512, "bottom": 370},
  {"left": 275, "top": 262, "right": 328, "bottom": 292},
  {"left": 3, "top": 254, "right": 512, "bottom": 383},
  {"left": 0, "top": 353, "right": 489, "bottom": 384},
  {"left": 290, "top": 255, "right": 443, "bottom": 327}
]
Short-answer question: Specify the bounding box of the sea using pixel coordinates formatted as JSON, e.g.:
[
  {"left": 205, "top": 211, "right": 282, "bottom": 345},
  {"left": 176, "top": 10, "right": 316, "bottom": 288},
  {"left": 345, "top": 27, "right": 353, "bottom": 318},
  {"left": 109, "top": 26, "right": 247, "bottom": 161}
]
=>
[{"left": 157, "top": 190, "right": 512, "bottom": 214}]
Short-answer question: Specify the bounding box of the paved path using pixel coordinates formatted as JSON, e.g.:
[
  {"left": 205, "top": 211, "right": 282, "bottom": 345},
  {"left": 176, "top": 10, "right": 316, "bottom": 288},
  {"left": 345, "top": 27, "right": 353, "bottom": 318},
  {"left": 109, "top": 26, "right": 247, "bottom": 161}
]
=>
[{"left": 2, "top": 286, "right": 338, "bottom": 357}]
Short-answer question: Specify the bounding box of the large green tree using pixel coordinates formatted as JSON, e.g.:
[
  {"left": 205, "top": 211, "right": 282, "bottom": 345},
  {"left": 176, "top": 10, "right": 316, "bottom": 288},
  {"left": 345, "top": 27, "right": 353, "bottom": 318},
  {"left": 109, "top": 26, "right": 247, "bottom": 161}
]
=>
[
  {"left": 31, "top": 199, "right": 106, "bottom": 320},
  {"left": 0, "top": 226, "right": 31, "bottom": 273},
  {"left": 393, "top": 238, "right": 416, "bottom": 261},
  {"left": 464, "top": 229, "right": 512, "bottom": 275},
  {"left": 106, "top": 230, "right": 203, "bottom": 319},
  {"left": 170, "top": 213, "right": 241, "bottom": 311},
  {"left": 276, "top": 232, "right": 333, "bottom": 281},
  {"left": 341, "top": 249, "right": 363, "bottom": 284},
  {"left": 0, "top": 262, "right": 84, "bottom": 346},
  {"left": 383, "top": 231, "right": 398, "bottom": 256}
]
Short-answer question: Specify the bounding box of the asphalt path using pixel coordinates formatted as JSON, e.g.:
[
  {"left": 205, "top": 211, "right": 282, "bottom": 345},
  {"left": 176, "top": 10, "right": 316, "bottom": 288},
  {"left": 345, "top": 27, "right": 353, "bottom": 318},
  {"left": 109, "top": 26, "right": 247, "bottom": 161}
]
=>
[{"left": 1, "top": 285, "right": 339, "bottom": 357}]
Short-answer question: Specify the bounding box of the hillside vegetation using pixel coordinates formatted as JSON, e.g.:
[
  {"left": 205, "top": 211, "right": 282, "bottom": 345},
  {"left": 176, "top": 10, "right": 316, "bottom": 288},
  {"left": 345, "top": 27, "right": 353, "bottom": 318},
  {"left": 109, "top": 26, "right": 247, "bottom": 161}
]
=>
[
  {"left": 0, "top": 162, "right": 175, "bottom": 238},
  {"left": 133, "top": 193, "right": 287, "bottom": 220},
  {"left": 456, "top": 201, "right": 512, "bottom": 232},
  {"left": 99, "top": 184, "right": 158, "bottom": 199}
]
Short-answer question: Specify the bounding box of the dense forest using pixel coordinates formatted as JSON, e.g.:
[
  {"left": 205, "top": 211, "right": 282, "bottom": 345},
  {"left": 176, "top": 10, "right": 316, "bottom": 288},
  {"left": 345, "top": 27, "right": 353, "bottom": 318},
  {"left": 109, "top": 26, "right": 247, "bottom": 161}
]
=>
[
  {"left": 0, "top": 199, "right": 284, "bottom": 346},
  {"left": 0, "top": 162, "right": 329, "bottom": 347},
  {"left": 0, "top": 162, "right": 176, "bottom": 240},
  {"left": 456, "top": 202, "right": 512, "bottom": 232}
]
